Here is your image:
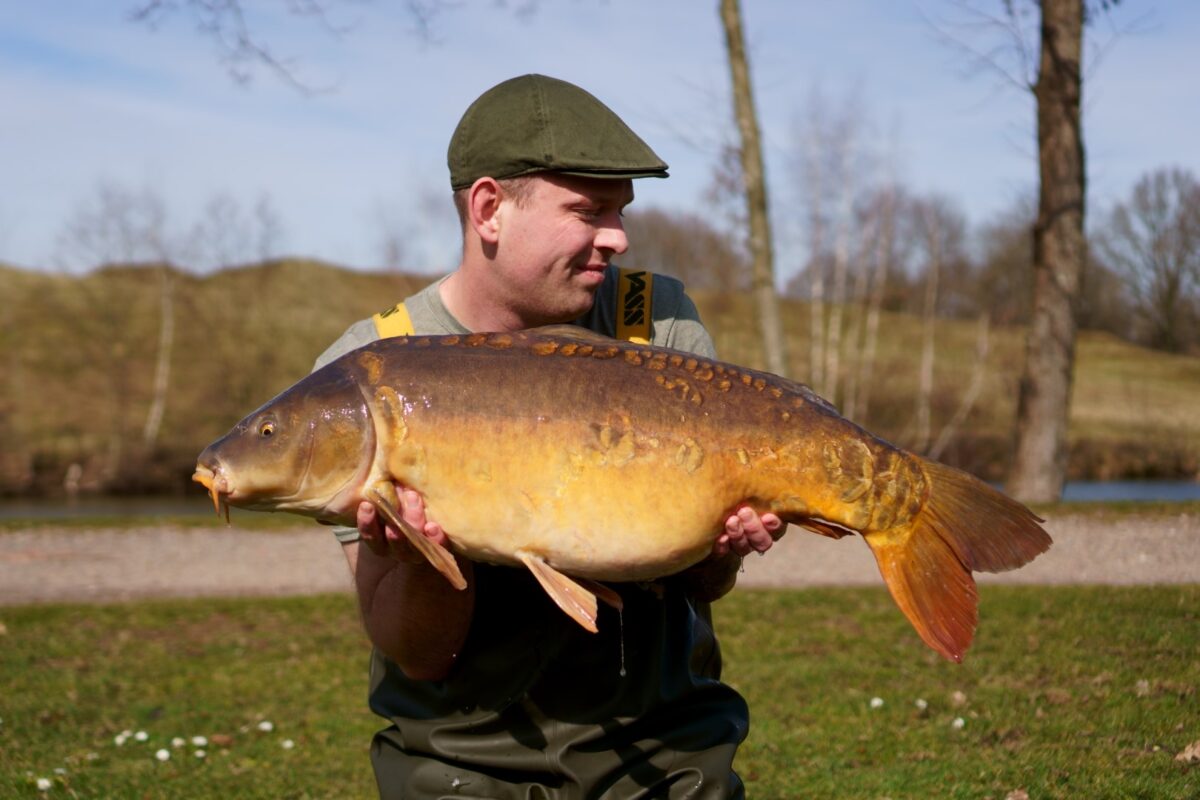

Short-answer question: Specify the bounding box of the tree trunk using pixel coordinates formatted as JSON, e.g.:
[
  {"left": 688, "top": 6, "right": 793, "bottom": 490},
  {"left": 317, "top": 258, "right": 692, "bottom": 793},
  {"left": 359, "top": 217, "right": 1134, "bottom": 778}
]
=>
[
  {"left": 854, "top": 183, "right": 896, "bottom": 423},
  {"left": 719, "top": 0, "right": 788, "bottom": 376},
  {"left": 840, "top": 213, "right": 874, "bottom": 421},
  {"left": 822, "top": 134, "right": 855, "bottom": 403},
  {"left": 805, "top": 129, "right": 826, "bottom": 391},
  {"left": 1006, "top": 0, "right": 1086, "bottom": 502},
  {"left": 142, "top": 266, "right": 175, "bottom": 447},
  {"left": 914, "top": 203, "right": 941, "bottom": 453}
]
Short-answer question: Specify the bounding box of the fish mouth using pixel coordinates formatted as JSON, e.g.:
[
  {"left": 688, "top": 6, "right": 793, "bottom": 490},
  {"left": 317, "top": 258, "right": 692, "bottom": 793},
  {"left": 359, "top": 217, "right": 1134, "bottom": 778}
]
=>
[{"left": 192, "top": 464, "right": 231, "bottom": 524}]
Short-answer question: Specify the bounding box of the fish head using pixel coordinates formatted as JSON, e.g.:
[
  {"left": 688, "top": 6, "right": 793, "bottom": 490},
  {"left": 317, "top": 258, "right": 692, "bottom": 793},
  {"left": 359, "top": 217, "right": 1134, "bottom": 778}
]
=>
[{"left": 193, "top": 365, "right": 374, "bottom": 524}]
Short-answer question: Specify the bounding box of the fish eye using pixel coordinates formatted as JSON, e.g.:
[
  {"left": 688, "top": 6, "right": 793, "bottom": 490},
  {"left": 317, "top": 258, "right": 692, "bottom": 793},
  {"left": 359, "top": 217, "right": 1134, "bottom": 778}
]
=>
[{"left": 259, "top": 421, "right": 276, "bottom": 438}]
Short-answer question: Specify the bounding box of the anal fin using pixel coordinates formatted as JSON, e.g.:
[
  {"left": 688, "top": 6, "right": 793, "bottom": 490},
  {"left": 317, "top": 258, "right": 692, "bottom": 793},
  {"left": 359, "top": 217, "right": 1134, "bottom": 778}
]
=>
[
  {"left": 368, "top": 486, "right": 467, "bottom": 590},
  {"left": 518, "top": 551, "right": 600, "bottom": 632},
  {"left": 576, "top": 578, "right": 623, "bottom": 612}
]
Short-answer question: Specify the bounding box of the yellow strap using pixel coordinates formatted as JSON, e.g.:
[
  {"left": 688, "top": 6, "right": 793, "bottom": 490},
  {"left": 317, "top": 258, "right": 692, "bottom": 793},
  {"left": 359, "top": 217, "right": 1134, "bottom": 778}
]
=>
[
  {"left": 373, "top": 270, "right": 654, "bottom": 343},
  {"left": 615, "top": 268, "right": 653, "bottom": 345},
  {"left": 372, "top": 301, "right": 415, "bottom": 338}
]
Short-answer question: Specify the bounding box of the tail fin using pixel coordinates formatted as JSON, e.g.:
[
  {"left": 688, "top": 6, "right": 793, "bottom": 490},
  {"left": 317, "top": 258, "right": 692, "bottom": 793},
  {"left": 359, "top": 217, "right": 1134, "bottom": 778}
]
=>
[{"left": 863, "top": 459, "right": 1051, "bottom": 662}]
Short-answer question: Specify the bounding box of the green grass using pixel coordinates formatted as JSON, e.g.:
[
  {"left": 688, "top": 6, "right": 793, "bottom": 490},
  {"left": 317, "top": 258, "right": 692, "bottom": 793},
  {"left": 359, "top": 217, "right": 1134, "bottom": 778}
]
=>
[
  {"left": 0, "top": 596, "right": 378, "bottom": 799},
  {"left": 723, "top": 586, "right": 1199, "bottom": 799},
  {"left": 2, "top": 587, "right": 1197, "bottom": 798}
]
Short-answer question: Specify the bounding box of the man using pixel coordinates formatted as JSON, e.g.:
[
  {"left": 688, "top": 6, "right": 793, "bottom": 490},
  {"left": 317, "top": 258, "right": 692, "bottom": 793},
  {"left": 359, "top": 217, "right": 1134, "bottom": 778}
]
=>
[{"left": 315, "top": 74, "right": 782, "bottom": 799}]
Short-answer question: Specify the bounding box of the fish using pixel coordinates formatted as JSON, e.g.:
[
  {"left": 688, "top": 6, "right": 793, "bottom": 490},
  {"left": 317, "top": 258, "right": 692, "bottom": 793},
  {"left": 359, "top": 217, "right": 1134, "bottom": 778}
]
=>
[{"left": 193, "top": 326, "right": 1051, "bottom": 662}]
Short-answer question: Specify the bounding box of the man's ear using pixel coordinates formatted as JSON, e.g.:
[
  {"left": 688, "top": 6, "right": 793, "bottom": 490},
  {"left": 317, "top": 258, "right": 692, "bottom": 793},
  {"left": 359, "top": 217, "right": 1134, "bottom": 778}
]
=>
[{"left": 466, "top": 177, "right": 502, "bottom": 244}]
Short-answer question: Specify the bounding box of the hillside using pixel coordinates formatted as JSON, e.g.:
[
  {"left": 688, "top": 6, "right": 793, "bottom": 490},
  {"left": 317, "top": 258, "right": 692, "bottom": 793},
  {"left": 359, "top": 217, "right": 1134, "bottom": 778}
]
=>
[{"left": 1, "top": 261, "right": 1196, "bottom": 496}]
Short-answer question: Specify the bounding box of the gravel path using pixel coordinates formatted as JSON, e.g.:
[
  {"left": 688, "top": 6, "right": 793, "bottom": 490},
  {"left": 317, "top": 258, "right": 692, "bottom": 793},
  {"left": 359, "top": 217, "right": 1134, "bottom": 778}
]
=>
[{"left": 1, "top": 511, "right": 1197, "bottom": 606}]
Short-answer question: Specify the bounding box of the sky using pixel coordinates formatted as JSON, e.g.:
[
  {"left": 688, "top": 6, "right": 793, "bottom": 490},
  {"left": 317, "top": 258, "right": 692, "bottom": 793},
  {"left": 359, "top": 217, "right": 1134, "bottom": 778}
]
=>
[{"left": 2, "top": 0, "right": 1198, "bottom": 278}]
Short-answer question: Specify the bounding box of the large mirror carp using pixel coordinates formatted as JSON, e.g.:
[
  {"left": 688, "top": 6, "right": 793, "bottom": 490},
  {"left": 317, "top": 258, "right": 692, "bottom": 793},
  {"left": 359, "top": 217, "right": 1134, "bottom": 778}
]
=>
[{"left": 194, "top": 326, "right": 1051, "bottom": 662}]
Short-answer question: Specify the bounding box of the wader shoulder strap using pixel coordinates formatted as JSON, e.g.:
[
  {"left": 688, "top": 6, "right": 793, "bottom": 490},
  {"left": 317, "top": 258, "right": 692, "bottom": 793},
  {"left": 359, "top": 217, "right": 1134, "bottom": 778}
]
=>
[
  {"left": 372, "top": 269, "right": 653, "bottom": 343},
  {"left": 372, "top": 301, "right": 415, "bottom": 338},
  {"left": 615, "top": 268, "right": 653, "bottom": 345}
]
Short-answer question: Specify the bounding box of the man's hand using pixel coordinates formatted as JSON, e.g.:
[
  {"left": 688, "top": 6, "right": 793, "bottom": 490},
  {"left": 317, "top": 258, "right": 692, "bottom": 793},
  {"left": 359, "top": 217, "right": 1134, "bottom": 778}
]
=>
[
  {"left": 357, "top": 487, "right": 447, "bottom": 560},
  {"left": 678, "top": 506, "right": 784, "bottom": 602},
  {"left": 713, "top": 506, "right": 784, "bottom": 558},
  {"left": 348, "top": 485, "right": 473, "bottom": 681}
]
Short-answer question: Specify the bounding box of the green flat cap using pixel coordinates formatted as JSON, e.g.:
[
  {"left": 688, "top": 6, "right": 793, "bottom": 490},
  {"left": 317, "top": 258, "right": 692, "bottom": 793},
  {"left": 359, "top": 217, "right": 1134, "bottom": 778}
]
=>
[{"left": 447, "top": 74, "right": 669, "bottom": 190}]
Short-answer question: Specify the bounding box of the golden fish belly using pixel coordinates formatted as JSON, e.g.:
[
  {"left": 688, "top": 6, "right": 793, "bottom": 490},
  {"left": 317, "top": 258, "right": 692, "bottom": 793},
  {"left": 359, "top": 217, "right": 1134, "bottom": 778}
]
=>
[{"left": 386, "top": 409, "right": 759, "bottom": 581}]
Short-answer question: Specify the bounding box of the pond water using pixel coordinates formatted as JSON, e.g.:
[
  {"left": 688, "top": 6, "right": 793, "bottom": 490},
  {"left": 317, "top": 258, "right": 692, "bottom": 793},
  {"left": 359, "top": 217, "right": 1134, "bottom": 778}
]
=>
[
  {"left": 1059, "top": 480, "right": 1200, "bottom": 503},
  {"left": 0, "top": 494, "right": 214, "bottom": 520},
  {"left": 1, "top": 480, "right": 1198, "bottom": 520}
]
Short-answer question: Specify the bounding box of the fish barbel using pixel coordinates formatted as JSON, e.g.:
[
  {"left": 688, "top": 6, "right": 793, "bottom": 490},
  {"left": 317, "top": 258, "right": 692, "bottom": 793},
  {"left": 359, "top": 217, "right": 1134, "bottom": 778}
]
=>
[{"left": 193, "top": 326, "right": 1050, "bottom": 662}]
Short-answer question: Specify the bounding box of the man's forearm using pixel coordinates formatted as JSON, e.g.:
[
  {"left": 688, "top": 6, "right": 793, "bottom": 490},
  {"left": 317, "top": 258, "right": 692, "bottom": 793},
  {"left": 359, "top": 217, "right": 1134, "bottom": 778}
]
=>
[
  {"left": 678, "top": 551, "right": 741, "bottom": 603},
  {"left": 344, "top": 541, "right": 475, "bottom": 681}
]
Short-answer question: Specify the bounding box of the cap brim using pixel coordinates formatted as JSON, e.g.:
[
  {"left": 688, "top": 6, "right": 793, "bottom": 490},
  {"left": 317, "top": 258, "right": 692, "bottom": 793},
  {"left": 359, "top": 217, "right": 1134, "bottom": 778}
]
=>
[
  {"left": 555, "top": 168, "right": 670, "bottom": 181},
  {"left": 450, "top": 167, "right": 669, "bottom": 191}
]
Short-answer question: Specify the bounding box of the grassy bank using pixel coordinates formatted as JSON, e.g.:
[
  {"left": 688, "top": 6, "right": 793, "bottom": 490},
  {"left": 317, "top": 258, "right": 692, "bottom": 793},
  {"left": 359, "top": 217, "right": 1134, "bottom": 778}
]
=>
[{"left": 2, "top": 586, "right": 1196, "bottom": 798}]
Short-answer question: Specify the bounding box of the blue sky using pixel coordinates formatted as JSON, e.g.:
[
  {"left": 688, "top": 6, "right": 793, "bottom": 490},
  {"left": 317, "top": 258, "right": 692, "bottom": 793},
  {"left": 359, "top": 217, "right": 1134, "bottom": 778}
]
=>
[{"left": 2, "top": 1, "right": 1197, "bottom": 277}]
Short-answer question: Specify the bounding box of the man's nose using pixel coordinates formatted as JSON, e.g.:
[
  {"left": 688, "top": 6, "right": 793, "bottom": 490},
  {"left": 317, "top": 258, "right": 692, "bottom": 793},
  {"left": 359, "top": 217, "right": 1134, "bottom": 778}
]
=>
[{"left": 595, "top": 215, "right": 628, "bottom": 255}]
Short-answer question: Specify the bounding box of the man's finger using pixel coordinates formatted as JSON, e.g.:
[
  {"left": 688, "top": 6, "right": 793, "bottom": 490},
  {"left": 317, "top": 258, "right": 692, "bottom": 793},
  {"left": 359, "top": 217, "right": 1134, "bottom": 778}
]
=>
[{"left": 357, "top": 502, "right": 389, "bottom": 557}]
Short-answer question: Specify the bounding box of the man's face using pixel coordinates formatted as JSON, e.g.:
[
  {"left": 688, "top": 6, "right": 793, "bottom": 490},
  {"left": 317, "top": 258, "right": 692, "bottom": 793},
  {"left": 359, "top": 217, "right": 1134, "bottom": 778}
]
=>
[{"left": 493, "top": 173, "right": 633, "bottom": 326}]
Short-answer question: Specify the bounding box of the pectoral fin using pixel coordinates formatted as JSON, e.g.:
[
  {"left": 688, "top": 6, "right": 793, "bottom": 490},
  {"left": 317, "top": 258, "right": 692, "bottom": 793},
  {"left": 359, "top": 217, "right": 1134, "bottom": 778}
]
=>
[
  {"left": 517, "top": 551, "right": 600, "bottom": 632},
  {"left": 368, "top": 486, "right": 467, "bottom": 591}
]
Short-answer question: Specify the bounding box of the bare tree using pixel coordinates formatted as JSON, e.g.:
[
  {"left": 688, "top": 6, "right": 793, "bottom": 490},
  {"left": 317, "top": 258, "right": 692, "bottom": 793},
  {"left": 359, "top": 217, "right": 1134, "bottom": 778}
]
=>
[
  {"left": 973, "top": 195, "right": 1036, "bottom": 325},
  {"left": 188, "top": 193, "right": 257, "bottom": 270},
  {"left": 718, "top": 0, "right": 788, "bottom": 376},
  {"left": 128, "top": 1, "right": 540, "bottom": 92},
  {"left": 912, "top": 202, "right": 944, "bottom": 453},
  {"left": 820, "top": 99, "right": 863, "bottom": 403},
  {"left": 183, "top": 192, "right": 294, "bottom": 420},
  {"left": 702, "top": 141, "right": 754, "bottom": 290},
  {"left": 784, "top": 83, "right": 881, "bottom": 404},
  {"left": 128, "top": 0, "right": 353, "bottom": 92},
  {"left": 1007, "top": 0, "right": 1088, "bottom": 502},
  {"left": 845, "top": 180, "right": 901, "bottom": 423},
  {"left": 799, "top": 91, "right": 829, "bottom": 392},
  {"left": 1099, "top": 167, "right": 1200, "bottom": 352},
  {"left": 838, "top": 205, "right": 878, "bottom": 421},
  {"left": 929, "top": 0, "right": 1125, "bottom": 500},
  {"left": 142, "top": 262, "right": 175, "bottom": 448},
  {"left": 909, "top": 196, "right": 967, "bottom": 452},
  {"left": 56, "top": 182, "right": 178, "bottom": 461},
  {"left": 254, "top": 193, "right": 285, "bottom": 262}
]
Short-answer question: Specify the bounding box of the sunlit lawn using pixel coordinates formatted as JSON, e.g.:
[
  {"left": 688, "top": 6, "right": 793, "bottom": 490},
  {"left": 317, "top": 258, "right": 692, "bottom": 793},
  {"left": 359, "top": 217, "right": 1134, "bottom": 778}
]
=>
[
  {"left": 726, "top": 586, "right": 1199, "bottom": 799},
  {"left": 2, "top": 586, "right": 1196, "bottom": 798}
]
